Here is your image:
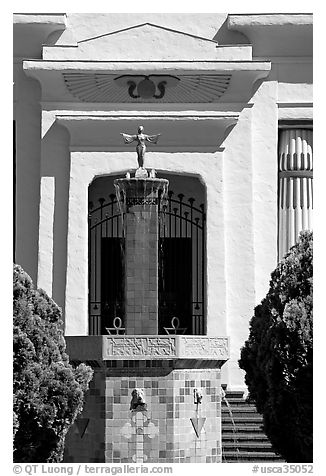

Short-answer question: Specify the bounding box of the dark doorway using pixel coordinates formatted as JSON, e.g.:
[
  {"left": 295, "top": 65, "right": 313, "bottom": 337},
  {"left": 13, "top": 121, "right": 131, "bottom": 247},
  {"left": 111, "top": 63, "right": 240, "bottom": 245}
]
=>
[
  {"left": 158, "top": 238, "right": 192, "bottom": 334},
  {"left": 100, "top": 238, "right": 124, "bottom": 334}
]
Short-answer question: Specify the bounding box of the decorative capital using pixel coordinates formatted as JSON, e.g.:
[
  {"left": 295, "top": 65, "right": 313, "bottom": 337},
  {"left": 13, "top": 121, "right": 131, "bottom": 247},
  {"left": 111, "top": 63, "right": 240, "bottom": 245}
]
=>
[{"left": 279, "top": 129, "right": 313, "bottom": 174}]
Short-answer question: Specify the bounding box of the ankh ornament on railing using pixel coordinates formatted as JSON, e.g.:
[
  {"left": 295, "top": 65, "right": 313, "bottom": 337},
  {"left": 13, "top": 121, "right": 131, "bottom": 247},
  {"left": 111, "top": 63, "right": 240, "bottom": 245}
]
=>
[
  {"left": 164, "top": 316, "right": 187, "bottom": 335},
  {"left": 105, "top": 316, "right": 126, "bottom": 335}
]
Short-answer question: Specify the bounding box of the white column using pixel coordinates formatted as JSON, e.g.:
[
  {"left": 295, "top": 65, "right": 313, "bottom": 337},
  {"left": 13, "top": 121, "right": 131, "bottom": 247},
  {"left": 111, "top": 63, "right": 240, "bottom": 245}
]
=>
[
  {"left": 65, "top": 154, "right": 90, "bottom": 336},
  {"left": 37, "top": 176, "right": 55, "bottom": 295},
  {"left": 278, "top": 129, "right": 313, "bottom": 259}
]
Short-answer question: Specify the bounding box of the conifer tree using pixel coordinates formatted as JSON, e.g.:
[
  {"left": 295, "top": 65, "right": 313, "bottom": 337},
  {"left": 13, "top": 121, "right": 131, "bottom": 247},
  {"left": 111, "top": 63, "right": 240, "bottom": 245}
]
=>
[
  {"left": 239, "top": 231, "right": 313, "bottom": 462},
  {"left": 13, "top": 264, "right": 93, "bottom": 462}
]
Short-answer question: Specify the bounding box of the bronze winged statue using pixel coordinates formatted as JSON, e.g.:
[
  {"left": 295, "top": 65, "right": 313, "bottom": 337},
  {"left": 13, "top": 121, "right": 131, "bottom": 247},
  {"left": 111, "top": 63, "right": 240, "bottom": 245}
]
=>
[{"left": 120, "top": 125, "right": 160, "bottom": 169}]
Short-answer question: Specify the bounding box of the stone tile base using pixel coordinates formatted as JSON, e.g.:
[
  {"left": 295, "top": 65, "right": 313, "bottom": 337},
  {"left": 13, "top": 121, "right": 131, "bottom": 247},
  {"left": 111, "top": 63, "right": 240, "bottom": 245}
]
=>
[{"left": 64, "top": 361, "right": 222, "bottom": 463}]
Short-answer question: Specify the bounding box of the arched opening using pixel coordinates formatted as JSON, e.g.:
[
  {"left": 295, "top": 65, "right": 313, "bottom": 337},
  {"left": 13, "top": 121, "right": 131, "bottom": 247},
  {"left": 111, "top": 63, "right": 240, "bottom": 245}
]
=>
[{"left": 88, "top": 173, "right": 206, "bottom": 335}]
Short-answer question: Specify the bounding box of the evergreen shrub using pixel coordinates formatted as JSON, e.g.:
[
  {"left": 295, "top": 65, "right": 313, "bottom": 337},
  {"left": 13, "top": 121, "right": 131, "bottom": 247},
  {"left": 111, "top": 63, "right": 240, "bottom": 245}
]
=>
[
  {"left": 13, "top": 264, "right": 93, "bottom": 462},
  {"left": 239, "top": 231, "right": 313, "bottom": 462}
]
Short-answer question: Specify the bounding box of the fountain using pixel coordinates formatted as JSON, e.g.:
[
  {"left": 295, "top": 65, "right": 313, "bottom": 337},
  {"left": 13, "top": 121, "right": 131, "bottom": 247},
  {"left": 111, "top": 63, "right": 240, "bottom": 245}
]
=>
[
  {"left": 114, "top": 125, "right": 169, "bottom": 335},
  {"left": 221, "top": 386, "right": 240, "bottom": 462},
  {"left": 114, "top": 180, "right": 168, "bottom": 334},
  {"left": 64, "top": 126, "right": 230, "bottom": 464}
]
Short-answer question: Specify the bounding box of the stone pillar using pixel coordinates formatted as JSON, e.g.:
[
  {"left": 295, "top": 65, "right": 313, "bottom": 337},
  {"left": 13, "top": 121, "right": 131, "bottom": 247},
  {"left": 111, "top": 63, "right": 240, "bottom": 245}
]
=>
[
  {"left": 278, "top": 129, "right": 313, "bottom": 259},
  {"left": 114, "top": 178, "right": 168, "bottom": 335},
  {"left": 124, "top": 204, "right": 159, "bottom": 335}
]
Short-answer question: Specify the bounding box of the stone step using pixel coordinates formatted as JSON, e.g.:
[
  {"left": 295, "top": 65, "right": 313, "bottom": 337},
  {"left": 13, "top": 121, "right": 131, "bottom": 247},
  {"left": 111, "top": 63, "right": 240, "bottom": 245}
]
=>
[
  {"left": 222, "top": 401, "right": 250, "bottom": 408},
  {"left": 222, "top": 450, "right": 283, "bottom": 458},
  {"left": 221, "top": 387, "right": 243, "bottom": 395},
  {"left": 222, "top": 441, "right": 274, "bottom": 449},
  {"left": 222, "top": 424, "right": 264, "bottom": 433},
  {"left": 222, "top": 406, "right": 258, "bottom": 413},
  {"left": 223, "top": 410, "right": 261, "bottom": 418},
  {"left": 222, "top": 399, "right": 256, "bottom": 406},
  {"left": 222, "top": 452, "right": 284, "bottom": 462},
  {"left": 222, "top": 433, "right": 269, "bottom": 441},
  {"left": 221, "top": 389, "right": 283, "bottom": 463},
  {"left": 222, "top": 391, "right": 246, "bottom": 399},
  {"left": 222, "top": 415, "right": 264, "bottom": 424}
]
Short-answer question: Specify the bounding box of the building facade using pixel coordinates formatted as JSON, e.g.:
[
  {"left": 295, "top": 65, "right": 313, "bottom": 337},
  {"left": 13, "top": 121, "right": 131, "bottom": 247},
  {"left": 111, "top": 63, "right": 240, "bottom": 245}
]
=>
[{"left": 13, "top": 13, "right": 313, "bottom": 463}]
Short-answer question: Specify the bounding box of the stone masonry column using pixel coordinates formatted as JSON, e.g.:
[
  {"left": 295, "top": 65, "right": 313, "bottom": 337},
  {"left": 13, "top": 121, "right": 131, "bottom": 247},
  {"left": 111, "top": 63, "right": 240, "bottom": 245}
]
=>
[
  {"left": 278, "top": 129, "right": 313, "bottom": 259},
  {"left": 114, "top": 178, "right": 168, "bottom": 335}
]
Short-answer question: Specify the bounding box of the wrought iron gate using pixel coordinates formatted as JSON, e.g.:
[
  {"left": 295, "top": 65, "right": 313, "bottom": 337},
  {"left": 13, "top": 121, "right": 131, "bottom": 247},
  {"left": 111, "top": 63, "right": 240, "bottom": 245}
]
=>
[
  {"left": 158, "top": 191, "right": 206, "bottom": 334},
  {"left": 88, "top": 190, "right": 205, "bottom": 335},
  {"left": 88, "top": 195, "right": 123, "bottom": 335}
]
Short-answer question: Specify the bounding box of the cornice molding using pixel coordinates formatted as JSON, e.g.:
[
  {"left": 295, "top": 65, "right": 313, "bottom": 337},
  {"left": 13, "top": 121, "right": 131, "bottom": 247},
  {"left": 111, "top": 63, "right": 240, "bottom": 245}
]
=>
[
  {"left": 24, "top": 60, "right": 271, "bottom": 104},
  {"left": 278, "top": 102, "right": 313, "bottom": 121},
  {"left": 24, "top": 59, "right": 271, "bottom": 71},
  {"left": 227, "top": 13, "right": 312, "bottom": 28},
  {"left": 56, "top": 111, "right": 239, "bottom": 120},
  {"left": 227, "top": 13, "right": 312, "bottom": 58},
  {"left": 13, "top": 13, "right": 67, "bottom": 26}
]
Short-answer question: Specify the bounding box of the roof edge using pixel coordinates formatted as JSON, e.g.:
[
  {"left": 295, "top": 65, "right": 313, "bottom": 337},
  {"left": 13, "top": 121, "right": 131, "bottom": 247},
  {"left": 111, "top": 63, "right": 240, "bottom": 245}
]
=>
[
  {"left": 13, "top": 13, "right": 67, "bottom": 27},
  {"left": 227, "top": 13, "right": 312, "bottom": 29}
]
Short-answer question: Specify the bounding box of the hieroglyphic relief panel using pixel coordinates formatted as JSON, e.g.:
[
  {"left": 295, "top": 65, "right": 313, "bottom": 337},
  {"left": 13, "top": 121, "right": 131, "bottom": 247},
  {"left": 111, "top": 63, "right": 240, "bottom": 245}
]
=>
[
  {"left": 104, "top": 335, "right": 229, "bottom": 360},
  {"left": 105, "top": 336, "right": 177, "bottom": 359},
  {"left": 178, "top": 337, "right": 229, "bottom": 359}
]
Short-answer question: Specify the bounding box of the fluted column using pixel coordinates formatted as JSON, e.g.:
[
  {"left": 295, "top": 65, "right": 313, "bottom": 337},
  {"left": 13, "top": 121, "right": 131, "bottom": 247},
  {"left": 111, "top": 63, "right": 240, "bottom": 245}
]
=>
[{"left": 278, "top": 129, "right": 313, "bottom": 259}]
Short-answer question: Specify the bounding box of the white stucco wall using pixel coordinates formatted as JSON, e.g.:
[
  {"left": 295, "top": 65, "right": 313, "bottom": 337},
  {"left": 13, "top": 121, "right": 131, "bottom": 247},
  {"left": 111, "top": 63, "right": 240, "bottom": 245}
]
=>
[
  {"left": 221, "top": 82, "right": 279, "bottom": 389},
  {"left": 14, "top": 13, "right": 312, "bottom": 390},
  {"left": 222, "top": 106, "right": 255, "bottom": 388},
  {"left": 64, "top": 151, "right": 225, "bottom": 337}
]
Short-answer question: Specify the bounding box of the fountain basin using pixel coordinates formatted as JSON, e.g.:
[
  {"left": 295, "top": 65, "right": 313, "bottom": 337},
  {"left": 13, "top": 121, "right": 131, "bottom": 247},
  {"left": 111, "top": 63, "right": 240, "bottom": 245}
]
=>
[{"left": 114, "top": 177, "right": 169, "bottom": 211}]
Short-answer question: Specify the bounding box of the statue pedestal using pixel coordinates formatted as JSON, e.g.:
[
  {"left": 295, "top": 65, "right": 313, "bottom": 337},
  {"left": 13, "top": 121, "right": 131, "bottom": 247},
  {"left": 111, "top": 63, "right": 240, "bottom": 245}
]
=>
[
  {"left": 64, "top": 335, "right": 229, "bottom": 463},
  {"left": 135, "top": 167, "right": 148, "bottom": 178}
]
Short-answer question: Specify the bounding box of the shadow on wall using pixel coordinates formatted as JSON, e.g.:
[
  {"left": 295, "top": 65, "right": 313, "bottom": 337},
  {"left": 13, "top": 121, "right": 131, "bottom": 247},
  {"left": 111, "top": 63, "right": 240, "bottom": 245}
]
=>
[
  {"left": 213, "top": 19, "right": 250, "bottom": 45},
  {"left": 15, "top": 73, "right": 42, "bottom": 284}
]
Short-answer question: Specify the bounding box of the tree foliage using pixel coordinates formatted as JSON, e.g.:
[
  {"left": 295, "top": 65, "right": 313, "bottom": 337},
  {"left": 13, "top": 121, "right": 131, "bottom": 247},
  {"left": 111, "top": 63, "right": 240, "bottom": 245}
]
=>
[
  {"left": 239, "top": 231, "right": 313, "bottom": 462},
  {"left": 13, "top": 264, "right": 93, "bottom": 463}
]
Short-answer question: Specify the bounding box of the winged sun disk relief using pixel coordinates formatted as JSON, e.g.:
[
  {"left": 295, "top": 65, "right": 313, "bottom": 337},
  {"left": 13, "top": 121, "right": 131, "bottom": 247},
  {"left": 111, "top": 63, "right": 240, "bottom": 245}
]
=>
[
  {"left": 114, "top": 74, "right": 180, "bottom": 99},
  {"left": 63, "top": 72, "right": 232, "bottom": 103}
]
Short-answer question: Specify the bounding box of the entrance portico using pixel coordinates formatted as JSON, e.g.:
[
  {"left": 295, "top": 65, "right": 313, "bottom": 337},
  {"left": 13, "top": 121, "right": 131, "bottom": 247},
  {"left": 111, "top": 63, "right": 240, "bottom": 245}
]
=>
[
  {"left": 14, "top": 12, "right": 313, "bottom": 463},
  {"left": 23, "top": 26, "right": 271, "bottom": 388}
]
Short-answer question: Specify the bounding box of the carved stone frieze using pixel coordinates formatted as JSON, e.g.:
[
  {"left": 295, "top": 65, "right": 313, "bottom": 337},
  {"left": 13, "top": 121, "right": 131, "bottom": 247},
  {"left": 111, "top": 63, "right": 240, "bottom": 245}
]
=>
[
  {"left": 179, "top": 337, "right": 229, "bottom": 359},
  {"left": 66, "top": 335, "right": 229, "bottom": 362},
  {"left": 103, "top": 335, "right": 229, "bottom": 360},
  {"left": 106, "top": 336, "right": 177, "bottom": 358}
]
